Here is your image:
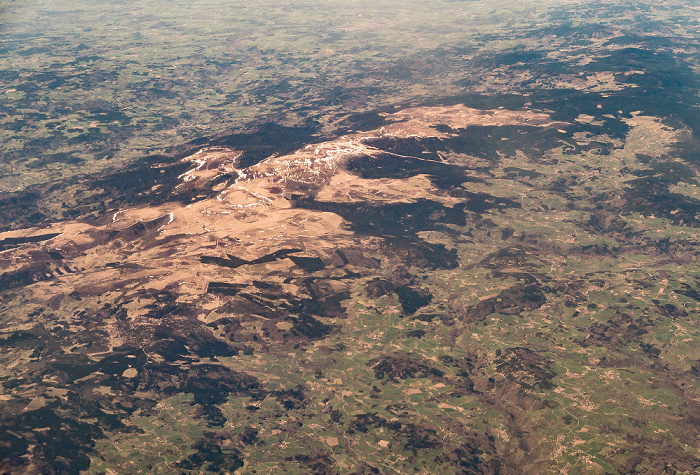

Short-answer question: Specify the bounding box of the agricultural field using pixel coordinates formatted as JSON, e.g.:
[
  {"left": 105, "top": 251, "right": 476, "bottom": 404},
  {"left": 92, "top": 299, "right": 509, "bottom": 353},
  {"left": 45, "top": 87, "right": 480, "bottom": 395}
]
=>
[{"left": 1, "top": 0, "right": 700, "bottom": 474}]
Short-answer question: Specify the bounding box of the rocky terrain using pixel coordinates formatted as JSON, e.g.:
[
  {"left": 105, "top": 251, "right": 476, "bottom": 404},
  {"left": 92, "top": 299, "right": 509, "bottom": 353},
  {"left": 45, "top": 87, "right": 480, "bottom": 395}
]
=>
[{"left": 2, "top": 97, "right": 700, "bottom": 473}]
